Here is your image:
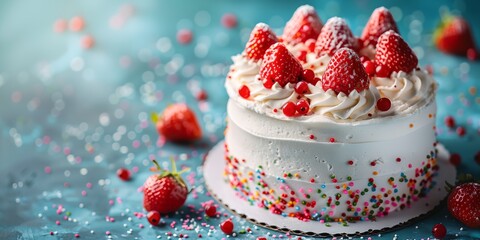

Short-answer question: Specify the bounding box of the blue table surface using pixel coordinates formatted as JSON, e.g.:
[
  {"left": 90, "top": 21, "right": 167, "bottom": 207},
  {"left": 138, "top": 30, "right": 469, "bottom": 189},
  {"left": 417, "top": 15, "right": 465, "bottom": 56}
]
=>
[{"left": 1, "top": 0, "right": 480, "bottom": 239}]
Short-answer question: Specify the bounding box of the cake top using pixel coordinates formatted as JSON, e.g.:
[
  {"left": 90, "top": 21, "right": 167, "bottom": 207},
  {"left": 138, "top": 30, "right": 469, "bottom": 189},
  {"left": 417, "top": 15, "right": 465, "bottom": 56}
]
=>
[{"left": 225, "top": 5, "right": 436, "bottom": 123}]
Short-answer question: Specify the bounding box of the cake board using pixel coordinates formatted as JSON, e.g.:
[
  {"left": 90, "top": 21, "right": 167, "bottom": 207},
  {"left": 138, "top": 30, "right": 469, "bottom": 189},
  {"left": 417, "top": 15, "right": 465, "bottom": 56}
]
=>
[{"left": 203, "top": 140, "right": 457, "bottom": 237}]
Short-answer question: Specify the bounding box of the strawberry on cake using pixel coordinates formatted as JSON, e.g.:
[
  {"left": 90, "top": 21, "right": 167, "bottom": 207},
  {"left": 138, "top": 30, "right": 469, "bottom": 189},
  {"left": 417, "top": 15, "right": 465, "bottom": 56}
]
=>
[{"left": 224, "top": 5, "right": 438, "bottom": 223}]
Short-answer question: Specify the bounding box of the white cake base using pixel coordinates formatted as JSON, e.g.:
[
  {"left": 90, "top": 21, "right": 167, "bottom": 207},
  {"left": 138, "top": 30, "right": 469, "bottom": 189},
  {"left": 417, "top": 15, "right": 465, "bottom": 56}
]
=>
[{"left": 203, "top": 140, "right": 456, "bottom": 237}]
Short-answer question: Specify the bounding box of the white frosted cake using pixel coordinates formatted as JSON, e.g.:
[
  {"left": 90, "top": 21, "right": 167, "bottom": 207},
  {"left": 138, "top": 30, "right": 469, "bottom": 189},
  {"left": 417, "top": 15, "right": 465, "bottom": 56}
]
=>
[{"left": 224, "top": 5, "right": 439, "bottom": 223}]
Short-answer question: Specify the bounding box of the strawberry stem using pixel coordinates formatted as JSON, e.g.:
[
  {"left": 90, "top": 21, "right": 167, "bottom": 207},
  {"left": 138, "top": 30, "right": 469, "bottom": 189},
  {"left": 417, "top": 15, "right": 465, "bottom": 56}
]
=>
[
  {"left": 170, "top": 157, "right": 177, "bottom": 173},
  {"left": 152, "top": 159, "right": 164, "bottom": 171}
]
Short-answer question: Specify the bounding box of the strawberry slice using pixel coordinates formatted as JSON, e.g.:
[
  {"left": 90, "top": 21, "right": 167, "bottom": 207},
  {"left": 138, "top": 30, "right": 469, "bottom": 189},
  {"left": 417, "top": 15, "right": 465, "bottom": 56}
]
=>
[
  {"left": 315, "top": 17, "right": 358, "bottom": 56},
  {"left": 434, "top": 15, "right": 477, "bottom": 56},
  {"left": 259, "top": 43, "right": 303, "bottom": 87},
  {"left": 155, "top": 104, "right": 202, "bottom": 142},
  {"left": 361, "top": 7, "right": 399, "bottom": 48},
  {"left": 322, "top": 48, "right": 369, "bottom": 95},
  {"left": 245, "top": 23, "right": 278, "bottom": 61},
  {"left": 375, "top": 30, "right": 418, "bottom": 75},
  {"left": 282, "top": 5, "right": 323, "bottom": 44}
]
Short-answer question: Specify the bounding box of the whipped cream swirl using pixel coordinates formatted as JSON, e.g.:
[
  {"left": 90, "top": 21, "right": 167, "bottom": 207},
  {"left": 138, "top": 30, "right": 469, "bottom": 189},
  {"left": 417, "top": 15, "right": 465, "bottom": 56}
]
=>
[
  {"left": 372, "top": 69, "right": 436, "bottom": 113},
  {"left": 306, "top": 84, "right": 380, "bottom": 120}
]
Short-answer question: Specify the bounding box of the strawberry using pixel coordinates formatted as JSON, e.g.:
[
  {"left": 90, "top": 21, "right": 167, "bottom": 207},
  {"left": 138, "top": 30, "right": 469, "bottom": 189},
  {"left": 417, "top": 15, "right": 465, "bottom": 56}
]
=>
[
  {"left": 245, "top": 23, "right": 278, "bottom": 61},
  {"left": 322, "top": 48, "right": 369, "bottom": 95},
  {"left": 144, "top": 159, "right": 189, "bottom": 214},
  {"left": 361, "top": 7, "right": 399, "bottom": 48},
  {"left": 282, "top": 5, "right": 323, "bottom": 44},
  {"left": 259, "top": 43, "right": 303, "bottom": 87},
  {"left": 434, "top": 15, "right": 477, "bottom": 56},
  {"left": 447, "top": 182, "right": 480, "bottom": 228},
  {"left": 375, "top": 30, "right": 418, "bottom": 75},
  {"left": 154, "top": 104, "right": 202, "bottom": 142},
  {"left": 315, "top": 17, "right": 358, "bottom": 56}
]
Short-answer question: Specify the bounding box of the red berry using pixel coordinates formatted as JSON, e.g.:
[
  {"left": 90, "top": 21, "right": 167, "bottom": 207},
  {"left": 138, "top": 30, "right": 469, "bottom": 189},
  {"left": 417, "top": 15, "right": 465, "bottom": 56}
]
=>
[
  {"left": 361, "top": 7, "right": 399, "bottom": 47},
  {"left": 322, "top": 48, "right": 369, "bottom": 95},
  {"left": 329, "top": 137, "right": 335, "bottom": 143},
  {"left": 256, "top": 237, "right": 267, "bottom": 240},
  {"left": 220, "top": 219, "right": 234, "bottom": 235},
  {"left": 156, "top": 104, "right": 202, "bottom": 142},
  {"left": 260, "top": 43, "right": 303, "bottom": 87},
  {"left": 282, "top": 102, "right": 297, "bottom": 117},
  {"left": 475, "top": 151, "right": 480, "bottom": 165},
  {"left": 283, "top": 5, "right": 323, "bottom": 44},
  {"left": 221, "top": 13, "right": 237, "bottom": 29},
  {"left": 263, "top": 78, "right": 274, "bottom": 89},
  {"left": 143, "top": 160, "right": 189, "bottom": 214},
  {"left": 147, "top": 211, "right": 161, "bottom": 226},
  {"left": 447, "top": 182, "right": 480, "bottom": 228},
  {"left": 297, "top": 50, "right": 308, "bottom": 62},
  {"left": 302, "top": 69, "right": 315, "bottom": 82},
  {"left": 306, "top": 39, "right": 316, "bottom": 52},
  {"left": 375, "top": 30, "right": 418, "bottom": 74},
  {"left": 296, "top": 99, "right": 310, "bottom": 115},
  {"left": 316, "top": 17, "right": 358, "bottom": 56},
  {"left": 432, "top": 223, "right": 447, "bottom": 239},
  {"left": 239, "top": 85, "right": 250, "bottom": 99},
  {"left": 245, "top": 23, "right": 278, "bottom": 61},
  {"left": 295, "top": 81, "right": 309, "bottom": 94},
  {"left": 177, "top": 29, "right": 193, "bottom": 45},
  {"left": 444, "top": 115, "right": 456, "bottom": 128},
  {"left": 205, "top": 205, "right": 217, "bottom": 217},
  {"left": 376, "top": 65, "right": 391, "bottom": 78},
  {"left": 117, "top": 168, "right": 131, "bottom": 181},
  {"left": 310, "top": 77, "right": 321, "bottom": 86},
  {"left": 467, "top": 48, "right": 478, "bottom": 61},
  {"left": 456, "top": 126, "right": 466, "bottom": 137},
  {"left": 449, "top": 153, "right": 461, "bottom": 166},
  {"left": 376, "top": 97, "right": 391, "bottom": 111},
  {"left": 196, "top": 90, "right": 208, "bottom": 101},
  {"left": 363, "top": 60, "right": 376, "bottom": 76}
]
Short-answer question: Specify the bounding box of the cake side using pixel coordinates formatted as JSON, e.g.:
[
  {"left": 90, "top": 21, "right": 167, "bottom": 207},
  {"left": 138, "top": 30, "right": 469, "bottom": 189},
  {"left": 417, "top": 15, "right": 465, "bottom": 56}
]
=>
[{"left": 224, "top": 99, "right": 438, "bottom": 221}]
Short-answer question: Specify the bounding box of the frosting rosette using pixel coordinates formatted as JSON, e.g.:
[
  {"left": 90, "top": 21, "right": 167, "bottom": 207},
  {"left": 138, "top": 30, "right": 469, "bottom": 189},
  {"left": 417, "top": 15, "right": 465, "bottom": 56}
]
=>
[
  {"left": 306, "top": 84, "right": 380, "bottom": 120},
  {"left": 372, "top": 69, "right": 436, "bottom": 113}
]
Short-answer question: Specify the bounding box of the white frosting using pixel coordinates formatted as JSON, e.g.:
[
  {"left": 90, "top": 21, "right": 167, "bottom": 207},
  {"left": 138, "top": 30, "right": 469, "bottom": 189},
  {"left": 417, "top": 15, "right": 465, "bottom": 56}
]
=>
[
  {"left": 226, "top": 48, "right": 436, "bottom": 123},
  {"left": 359, "top": 45, "right": 376, "bottom": 60},
  {"left": 304, "top": 52, "right": 330, "bottom": 77},
  {"left": 372, "top": 69, "right": 436, "bottom": 115},
  {"left": 306, "top": 84, "right": 379, "bottom": 120}
]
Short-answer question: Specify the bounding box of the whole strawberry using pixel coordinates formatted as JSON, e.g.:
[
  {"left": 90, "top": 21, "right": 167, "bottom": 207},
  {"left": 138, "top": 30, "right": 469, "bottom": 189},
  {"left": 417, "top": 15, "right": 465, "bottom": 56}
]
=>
[
  {"left": 144, "top": 159, "right": 189, "bottom": 214},
  {"left": 375, "top": 30, "right": 418, "bottom": 75},
  {"left": 322, "top": 48, "right": 369, "bottom": 95},
  {"left": 282, "top": 5, "right": 323, "bottom": 44},
  {"left": 361, "top": 7, "right": 399, "bottom": 48},
  {"left": 259, "top": 43, "right": 303, "bottom": 87},
  {"left": 245, "top": 23, "right": 278, "bottom": 61},
  {"left": 154, "top": 103, "right": 202, "bottom": 143},
  {"left": 434, "top": 15, "right": 477, "bottom": 57},
  {"left": 316, "top": 17, "right": 358, "bottom": 56},
  {"left": 447, "top": 182, "right": 480, "bottom": 228}
]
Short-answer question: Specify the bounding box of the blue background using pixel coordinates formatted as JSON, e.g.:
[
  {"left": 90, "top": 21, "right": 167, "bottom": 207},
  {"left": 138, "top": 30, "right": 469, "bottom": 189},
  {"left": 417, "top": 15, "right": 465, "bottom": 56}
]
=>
[{"left": 1, "top": 0, "right": 480, "bottom": 239}]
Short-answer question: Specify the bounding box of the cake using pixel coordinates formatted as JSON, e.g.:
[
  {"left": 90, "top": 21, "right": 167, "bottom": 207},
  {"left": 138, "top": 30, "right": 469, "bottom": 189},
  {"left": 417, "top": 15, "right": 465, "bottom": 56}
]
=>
[{"left": 223, "top": 5, "right": 439, "bottom": 223}]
